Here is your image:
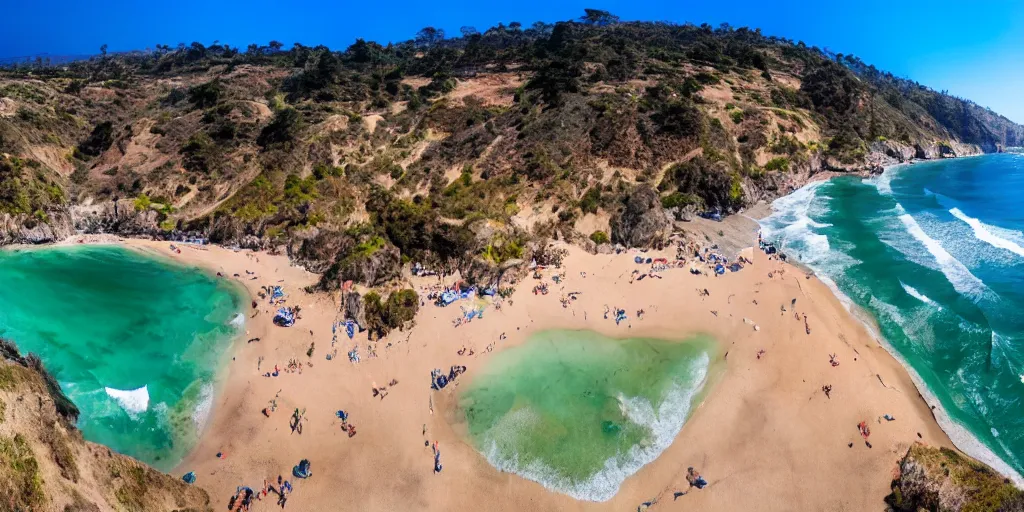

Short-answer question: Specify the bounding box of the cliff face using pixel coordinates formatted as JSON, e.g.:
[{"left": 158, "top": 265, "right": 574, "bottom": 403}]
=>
[
  {"left": 886, "top": 443, "right": 1024, "bottom": 512},
  {"left": 0, "top": 199, "right": 160, "bottom": 245},
  {"left": 0, "top": 340, "right": 211, "bottom": 512}
]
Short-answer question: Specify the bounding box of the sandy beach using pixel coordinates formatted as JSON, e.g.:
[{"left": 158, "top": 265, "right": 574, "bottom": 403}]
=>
[{"left": 85, "top": 228, "right": 953, "bottom": 512}]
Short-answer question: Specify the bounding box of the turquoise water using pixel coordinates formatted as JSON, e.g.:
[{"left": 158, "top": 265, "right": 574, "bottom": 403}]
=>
[
  {"left": 458, "top": 330, "right": 715, "bottom": 501},
  {"left": 0, "top": 245, "right": 244, "bottom": 470},
  {"left": 761, "top": 153, "right": 1024, "bottom": 480}
]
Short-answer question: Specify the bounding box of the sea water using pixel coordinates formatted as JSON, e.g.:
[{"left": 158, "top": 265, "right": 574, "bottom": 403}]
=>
[
  {"left": 760, "top": 153, "right": 1024, "bottom": 482},
  {"left": 458, "top": 330, "right": 715, "bottom": 501},
  {"left": 0, "top": 245, "right": 244, "bottom": 470}
]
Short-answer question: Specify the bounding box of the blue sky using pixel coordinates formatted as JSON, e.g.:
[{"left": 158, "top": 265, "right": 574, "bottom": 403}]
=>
[{"left": 2, "top": 0, "right": 1022, "bottom": 123}]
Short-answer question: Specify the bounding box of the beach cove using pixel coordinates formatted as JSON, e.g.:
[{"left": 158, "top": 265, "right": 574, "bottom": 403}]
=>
[
  {"left": 56, "top": 231, "right": 948, "bottom": 511},
  {"left": 0, "top": 244, "right": 245, "bottom": 470}
]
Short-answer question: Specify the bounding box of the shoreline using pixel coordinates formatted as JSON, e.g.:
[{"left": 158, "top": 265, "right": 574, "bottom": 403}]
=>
[
  {"left": 122, "top": 241, "right": 255, "bottom": 470},
  {"left": 5, "top": 228, "right": 961, "bottom": 510},
  {"left": 755, "top": 161, "right": 1024, "bottom": 487},
  {"left": 148, "top": 236, "right": 951, "bottom": 510}
]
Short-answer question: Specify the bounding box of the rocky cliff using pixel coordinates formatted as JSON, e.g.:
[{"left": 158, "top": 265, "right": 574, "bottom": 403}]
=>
[
  {"left": 0, "top": 199, "right": 160, "bottom": 245},
  {"left": 886, "top": 443, "right": 1024, "bottom": 512},
  {"left": 0, "top": 339, "right": 211, "bottom": 512}
]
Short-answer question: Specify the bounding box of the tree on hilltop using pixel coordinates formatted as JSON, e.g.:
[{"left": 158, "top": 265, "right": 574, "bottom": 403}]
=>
[
  {"left": 415, "top": 27, "right": 445, "bottom": 48},
  {"left": 580, "top": 8, "right": 619, "bottom": 26}
]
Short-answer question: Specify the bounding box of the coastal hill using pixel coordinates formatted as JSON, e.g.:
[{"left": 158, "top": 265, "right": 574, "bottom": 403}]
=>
[
  {"left": 0, "top": 339, "right": 211, "bottom": 511},
  {"left": 1, "top": 10, "right": 1022, "bottom": 274}
]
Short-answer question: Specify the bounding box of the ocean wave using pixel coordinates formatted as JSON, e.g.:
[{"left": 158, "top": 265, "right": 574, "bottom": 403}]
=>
[
  {"left": 898, "top": 212, "right": 988, "bottom": 301},
  {"left": 760, "top": 181, "right": 854, "bottom": 269},
  {"left": 191, "top": 383, "right": 215, "bottom": 431},
  {"left": 480, "top": 353, "right": 710, "bottom": 502},
  {"left": 229, "top": 313, "right": 246, "bottom": 329},
  {"left": 925, "top": 188, "right": 956, "bottom": 208},
  {"left": 900, "top": 281, "right": 941, "bottom": 310},
  {"left": 949, "top": 208, "right": 1024, "bottom": 258},
  {"left": 761, "top": 175, "right": 1024, "bottom": 486},
  {"left": 866, "top": 165, "right": 902, "bottom": 196},
  {"left": 104, "top": 385, "right": 150, "bottom": 417},
  {"left": 864, "top": 320, "right": 1024, "bottom": 487}
]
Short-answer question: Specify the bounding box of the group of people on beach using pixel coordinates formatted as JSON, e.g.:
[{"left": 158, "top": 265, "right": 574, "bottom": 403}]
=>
[{"left": 227, "top": 476, "right": 293, "bottom": 510}]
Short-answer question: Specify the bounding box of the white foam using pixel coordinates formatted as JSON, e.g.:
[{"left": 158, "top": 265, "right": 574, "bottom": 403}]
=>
[
  {"left": 229, "top": 313, "right": 246, "bottom": 329},
  {"left": 760, "top": 181, "right": 853, "bottom": 269},
  {"left": 900, "top": 281, "right": 941, "bottom": 310},
  {"left": 480, "top": 353, "right": 711, "bottom": 502},
  {"left": 874, "top": 328, "right": 1024, "bottom": 488},
  {"left": 761, "top": 178, "right": 1024, "bottom": 486},
  {"left": 104, "top": 385, "right": 150, "bottom": 417},
  {"left": 898, "top": 212, "right": 988, "bottom": 301},
  {"left": 949, "top": 208, "right": 1024, "bottom": 258},
  {"left": 191, "top": 383, "right": 215, "bottom": 432},
  {"left": 866, "top": 164, "right": 903, "bottom": 196}
]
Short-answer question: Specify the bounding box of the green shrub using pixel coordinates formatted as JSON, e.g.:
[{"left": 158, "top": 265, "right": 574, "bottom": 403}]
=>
[
  {"left": 729, "top": 174, "right": 744, "bottom": 202},
  {"left": 764, "top": 157, "right": 790, "bottom": 172},
  {"left": 661, "top": 192, "right": 699, "bottom": 209},
  {"left": 589, "top": 230, "right": 610, "bottom": 245},
  {"left": 0, "top": 434, "right": 45, "bottom": 509},
  {"left": 729, "top": 109, "right": 744, "bottom": 124},
  {"left": 363, "top": 289, "right": 419, "bottom": 338},
  {"left": 133, "top": 193, "right": 151, "bottom": 211},
  {"left": 384, "top": 289, "right": 419, "bottom": 327},
  {"left": 579, "top": 185, "right": 602, "bottom": 214},
  {"left": 482, "top": 235, "right": 524, "bottom": 265}
]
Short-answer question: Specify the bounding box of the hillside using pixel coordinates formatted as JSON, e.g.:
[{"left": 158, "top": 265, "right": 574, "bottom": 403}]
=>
[
  {"left": 1, "top": 10, "right": 1022, "bottom": 289},
  {"left": 0, "top": 339, "right": 211, "bottom": 511}
]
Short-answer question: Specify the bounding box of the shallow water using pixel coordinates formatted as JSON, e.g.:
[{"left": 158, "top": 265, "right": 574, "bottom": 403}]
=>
[
  {"left": 458, "top": 329, "right": 715, "bottom": 501},
  {"left": 760, "top": 153, "right": 1024, "bottom": 480},
  {"left": 0, "top": 245, "right": 244, "bottom": 470}
]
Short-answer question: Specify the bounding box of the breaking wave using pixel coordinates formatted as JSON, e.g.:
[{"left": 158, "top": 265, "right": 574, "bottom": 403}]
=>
[
  {"left": 949, "top": 208, "right": 1024, "bottom": 258},
  {"left": 104, "top": 385, "right": 150, "bottom": 417},
  {"left": 866, "top": 165, "right": 902, "bottom": 195},
  {"left": 479, "top": 353, "right": 710, "bottom": 502},
  {"left": 901, "top": 281, "right": 941, "bottom": 310},
  {"left": 897, "top": 212, "right": 988, "bottom": 301}
]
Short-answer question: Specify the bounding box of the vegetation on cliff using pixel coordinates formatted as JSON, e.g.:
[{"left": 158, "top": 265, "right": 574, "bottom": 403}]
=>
[
  {"left": 1, "top": 9, "right": 1022, "bottom": 282},
  {"left": 886, "top": 443, "right": 1024, "bottom": 512}
]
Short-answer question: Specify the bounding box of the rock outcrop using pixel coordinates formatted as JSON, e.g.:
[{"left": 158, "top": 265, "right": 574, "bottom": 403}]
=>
[
  {"left": 0, "top": 198, "right": 165, "bottom": 246},
  {"left": 610, "top": 185, "right": 672, "bottom": 249},
  {"left": 290, "top": 228, "right": 353, "bottom": 274},
  {"left": 0, "top": 211, "right": 74, "bottom": 245},
  {"left": 71, "top": 199, "right": 160, "bottom": 236},
  {"left": 319, "top": 242, "right": 402, "bottom": 290},
  {"left": 885, "top": 443, "right": 1023, "bottom": 512},
  {"left": 0, "top": 339, "right": 211, "bottom": 511},
  {"left": 343, "top": 290, "right": 367, "bottom": 327},
  {"left": 911, "top": 141, "right": 981, "bottom": 161}
]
